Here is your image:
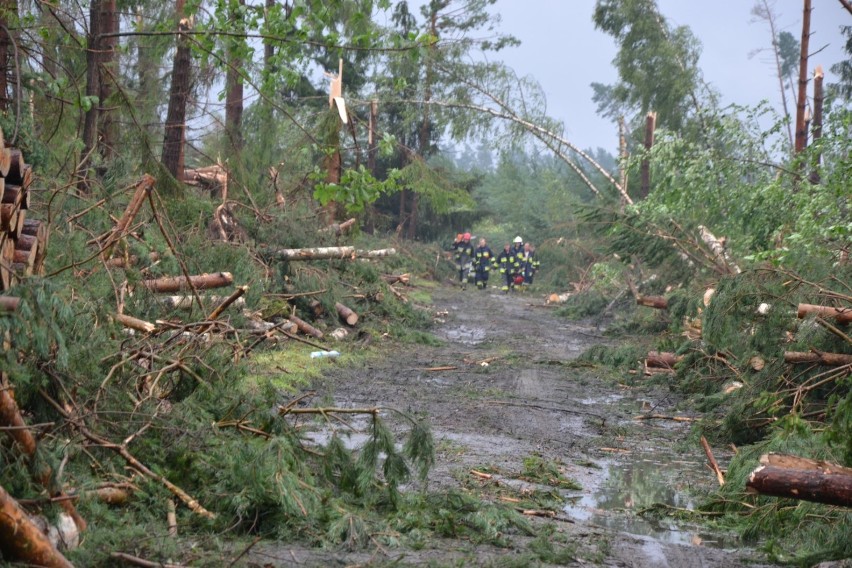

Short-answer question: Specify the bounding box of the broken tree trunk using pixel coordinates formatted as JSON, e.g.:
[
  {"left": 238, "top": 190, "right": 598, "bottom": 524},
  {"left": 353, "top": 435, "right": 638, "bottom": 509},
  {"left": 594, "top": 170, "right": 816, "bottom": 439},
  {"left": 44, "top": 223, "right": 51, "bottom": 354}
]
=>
[
  {"left": 206, "top": 285, "right": 247, "bottom": 321},
  {"left": 698, "top": 225, "right": 741, "bottom": 274},
  {"left": 639, "top": 111, "right": 656, "bottom": 199},
  {"left": 784, "top": 351, "right": 852, "bottom": 366},
  {"left": 335, "top": 302, "right": 358, "bottom": 326},
  {"left": 0, "top": 482, "right": 74, "bottom": 568},
  {"left": 797, "top": 303, "right": 852, "bottom": 325},
  {"left": 271, "top": 246, "right": 396, "bottom": 261},
  {"left": 646, "top": 351, "right": 684, "bottom": 369},
  {"left": 142, "top": 272, "right": 233, "bottom": 293},
  {"left": 289, "top": 314, "right": 324, "bottom": 339},
  {"left": 114, "top": 313, "right": 156, "bottom": 334},
  {"left": 0, "top": 296, "right": 20, "bottom": 311},
  {"left": 101, "top": 174, "right": 155, "bottom": 259},
  {"left": 320, "top": 217, "right": 357, "bottom": 236},
  {"left": 747, "top": 453, "right": 852, "bottom": 507},
  {"left": 637, "top": 295, "right": 668, "bottom": 310}
]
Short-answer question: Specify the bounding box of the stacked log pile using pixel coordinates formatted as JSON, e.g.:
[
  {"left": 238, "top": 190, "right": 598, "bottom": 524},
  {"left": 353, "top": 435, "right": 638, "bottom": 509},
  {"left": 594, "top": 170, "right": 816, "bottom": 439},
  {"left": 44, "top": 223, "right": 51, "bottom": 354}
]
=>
[{"left": 1, "top": 142, "right": 47, "bottom": 290}]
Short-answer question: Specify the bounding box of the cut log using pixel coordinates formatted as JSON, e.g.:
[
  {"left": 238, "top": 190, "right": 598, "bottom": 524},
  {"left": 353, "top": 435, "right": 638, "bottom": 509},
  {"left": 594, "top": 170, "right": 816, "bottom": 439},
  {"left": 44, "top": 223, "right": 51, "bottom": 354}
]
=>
[
  {"left": 547, "top": 292, "right": 572, "bottom": 305},
  {"left": 637, "top": 295, "right": 668, "bottom": 310},
  {"left": 797, "top": 303, "right": 852, "bottom": 325},
  {"left": 114, "top": 313, "right": 156, "bottom": 334},
  {"left": 270, "top": 246, "right": 397, "bottom": 261},
  {"left": 335, "top": 302, "right": 358, "bottom": 326},
  {"left": 6, "top": 148, "right": 27, "bottom": 184},
  {"left": 747, "top": 458, "right": 852, "bottom": 508},
  {"left": 698, "top": 225, "right": 741, "bottom": 274},
  {"left": 0, "top": 481, "right": 74, "bottom": 568},
  {"left": 13, "top": 243, "right": 37, "bottom": 275},
  {"left": 784, "top": 351, "right": 852, "bottom": 366},
  {"left": 0, "top": 203, "right": 18, "bottom": 232},
  {"left": 142, "top": 272, "right": 234, "bottom": 293},
  {"left": 382, "top": 273, "right": 410, "bottom": 286},
  {"left": 289, "top": 314, "right": 324, "bottom": 338},
  {"left": 760, "top": 453, "right": 852, "bottom": 476},
  {"left": 0, "top": 147, "right": 11, "bottom": 178},
  {"left": 646, "top": 351, "right": 684, "bottom": 369},
  {"left": 308, "top": 299, "right": 325, "bottom": 317},
  {"left": 1, "top": 238, "right": 14, "bottom": 290},
  {"left": 0, "top": 296, "right": 20, "bottom": 311},
  {"left": 1, "top": 183, "right": 28, "bottom": 209}
]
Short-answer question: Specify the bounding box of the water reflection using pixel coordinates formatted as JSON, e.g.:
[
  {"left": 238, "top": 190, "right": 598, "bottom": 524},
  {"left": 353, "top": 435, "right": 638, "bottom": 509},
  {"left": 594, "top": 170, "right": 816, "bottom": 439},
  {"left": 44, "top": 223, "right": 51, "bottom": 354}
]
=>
[{"left": 564, "top": 457, "right": 739, "bottom": 548}]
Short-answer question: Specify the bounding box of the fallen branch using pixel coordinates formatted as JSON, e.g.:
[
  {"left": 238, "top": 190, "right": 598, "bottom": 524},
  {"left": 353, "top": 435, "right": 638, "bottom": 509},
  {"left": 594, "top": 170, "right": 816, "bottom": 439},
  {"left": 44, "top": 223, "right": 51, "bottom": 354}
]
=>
[
  {"left": 114, "top": 313, "right": 156, "bottom": 334},
  {"left": 101, "top": 175, "right": 156, "bottom": 259},
  {"left": 700, "top": 436, "right": 725, "bottom": 486},
  {"left": 40, "top": 390, "right": 216, "bottom": 520},
  {"left": 110, "top": 552, "right": 187, "bottom": 568},
  {"left": 797, "top": 303, "right": 852, "bottom": 325},
  {"left": 633, "top": 414, "right": 697, "bottom": 422}
]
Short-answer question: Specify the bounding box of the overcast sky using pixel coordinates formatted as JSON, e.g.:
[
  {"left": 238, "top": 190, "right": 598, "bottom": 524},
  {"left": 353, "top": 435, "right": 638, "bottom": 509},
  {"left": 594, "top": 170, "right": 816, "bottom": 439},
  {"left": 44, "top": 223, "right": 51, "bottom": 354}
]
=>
[{"left": 484, "top": 0, "right": 850, "bottom": 153}]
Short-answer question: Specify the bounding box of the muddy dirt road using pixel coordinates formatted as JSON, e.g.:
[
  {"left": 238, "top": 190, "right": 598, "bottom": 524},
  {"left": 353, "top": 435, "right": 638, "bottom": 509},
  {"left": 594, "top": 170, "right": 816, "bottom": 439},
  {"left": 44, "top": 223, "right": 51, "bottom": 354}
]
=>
[{"left": 249, "top": 285, "right": 776, "bottom": 567}]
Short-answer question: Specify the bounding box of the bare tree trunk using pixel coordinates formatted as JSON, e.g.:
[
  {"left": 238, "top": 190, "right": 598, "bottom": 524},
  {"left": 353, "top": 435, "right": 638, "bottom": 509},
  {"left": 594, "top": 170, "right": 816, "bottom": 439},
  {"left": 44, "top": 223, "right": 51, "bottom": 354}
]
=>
[
  {"left": 78, "top": 0, "right": 101, "bottom": 192},
  {"left": 364, "top": 99, "right": 378, "bottom": 234},
  {"left": 225, "top": 0, "right": 245, "bottom": 155},
  {"left": 0, "top": 0, "right": 17, "bottom": 112},
  {"left": 162, "top": 0, "right": 191, "bottom": 182},
  {"left": 809, "top": 65, "right": 824, "bottom": 183},
  {"left": 639, "top": 111, "right": 656, "bottom": 199},
  {"left": 794, "top": 0, "right": 812, "bottom": 155},
  {"left": 97, "top": 0, "right": 118, "bottom": 159},
  {"left": 618, "top": 115, "right": 628, "bottom": 203}
]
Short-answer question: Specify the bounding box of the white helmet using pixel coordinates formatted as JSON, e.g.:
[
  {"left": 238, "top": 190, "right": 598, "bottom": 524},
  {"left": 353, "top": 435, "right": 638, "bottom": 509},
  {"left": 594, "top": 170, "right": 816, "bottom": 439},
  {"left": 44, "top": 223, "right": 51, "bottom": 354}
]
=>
[{"left": 513, "top": 236, "right": 523, "bottom": 244}]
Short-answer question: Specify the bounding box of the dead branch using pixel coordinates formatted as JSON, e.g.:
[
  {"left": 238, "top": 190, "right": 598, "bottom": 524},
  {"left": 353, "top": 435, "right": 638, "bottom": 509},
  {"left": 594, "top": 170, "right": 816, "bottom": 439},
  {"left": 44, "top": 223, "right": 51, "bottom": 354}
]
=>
[{"left": 700, "top": 436, "right": 725, "bottom": 486}]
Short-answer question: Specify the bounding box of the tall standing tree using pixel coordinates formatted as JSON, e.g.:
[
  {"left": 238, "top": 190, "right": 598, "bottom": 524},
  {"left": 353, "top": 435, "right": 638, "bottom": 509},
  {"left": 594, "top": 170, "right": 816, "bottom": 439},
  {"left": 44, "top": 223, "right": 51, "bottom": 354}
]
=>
[
  {"left": 794, "top": 0, "right": 812, "bottom": 155},
  {"left": 225, "top": 0, "right": 246, "bottom": 156},
  {"left": 162, "top": 0, "right": 193, "bottom": 182}
]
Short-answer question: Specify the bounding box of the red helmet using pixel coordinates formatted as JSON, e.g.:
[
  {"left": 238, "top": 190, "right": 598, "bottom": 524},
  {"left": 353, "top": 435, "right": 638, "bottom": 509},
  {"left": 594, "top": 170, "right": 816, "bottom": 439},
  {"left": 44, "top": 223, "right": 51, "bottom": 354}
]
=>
[{"left": 463, "top": 232, "right": 471, "bottom": 240}]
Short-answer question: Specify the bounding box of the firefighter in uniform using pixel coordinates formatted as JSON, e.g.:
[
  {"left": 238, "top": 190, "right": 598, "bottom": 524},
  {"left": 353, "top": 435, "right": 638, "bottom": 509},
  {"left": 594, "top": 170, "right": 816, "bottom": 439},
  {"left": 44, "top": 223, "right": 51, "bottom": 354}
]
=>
[
  {"left": 453, "top": 232, "right": 474, "bottom": 289},
  {"left": 496, "top": 242, "right": 519, "bottom": 293},
  {"left": 520, "top": 242, "right": 540, "bottom": 286},
  {"left": 472, "top": 237, "right": 494, "bottom": 290}
]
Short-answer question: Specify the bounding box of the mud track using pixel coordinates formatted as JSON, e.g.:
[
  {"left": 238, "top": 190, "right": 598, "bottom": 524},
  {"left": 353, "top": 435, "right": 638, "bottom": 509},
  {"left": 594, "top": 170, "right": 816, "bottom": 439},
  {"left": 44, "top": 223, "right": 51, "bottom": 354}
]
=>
[{"left": 248, "top": 286, "right": 777, "bottom": 567}]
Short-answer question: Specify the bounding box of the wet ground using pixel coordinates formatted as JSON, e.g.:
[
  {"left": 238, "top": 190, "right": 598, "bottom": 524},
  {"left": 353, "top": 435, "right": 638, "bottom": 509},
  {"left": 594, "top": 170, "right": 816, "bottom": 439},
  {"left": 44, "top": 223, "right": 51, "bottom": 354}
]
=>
[{"left": 247, "top": 284, "right": 777, "bottom": 567}]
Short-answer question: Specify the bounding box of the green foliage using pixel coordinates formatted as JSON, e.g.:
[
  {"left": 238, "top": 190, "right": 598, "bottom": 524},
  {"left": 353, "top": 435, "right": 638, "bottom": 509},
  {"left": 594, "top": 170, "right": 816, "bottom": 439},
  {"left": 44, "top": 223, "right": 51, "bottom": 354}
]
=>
[
  {"left": 313, "top": 165, "right": 402, "bottom": 213},
  {"left": 520, "top": 455, "right": 582, "bottom": 490}
]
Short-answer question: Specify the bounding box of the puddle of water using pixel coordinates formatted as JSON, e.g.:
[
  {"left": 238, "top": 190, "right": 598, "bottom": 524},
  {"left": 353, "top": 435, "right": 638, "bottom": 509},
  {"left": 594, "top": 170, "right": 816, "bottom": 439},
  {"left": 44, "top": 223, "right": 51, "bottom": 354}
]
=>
[
  {"left": 579, "top": 394, "right": 624, "bottom": 406},
  {"left": 440, "top": 325, "right": 486, "bottom": 345},
  {"left": 563, "top": 456, "right": 740, "bottom": 549}
]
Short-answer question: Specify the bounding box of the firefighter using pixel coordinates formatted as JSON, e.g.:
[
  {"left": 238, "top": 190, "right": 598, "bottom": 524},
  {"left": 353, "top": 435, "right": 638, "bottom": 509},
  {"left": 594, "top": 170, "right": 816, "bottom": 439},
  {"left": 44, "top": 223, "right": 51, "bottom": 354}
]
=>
[
  {"left": 520, "top": 242, "right": 540, "bottom": 286},
  {"left": 496, "top": 242, "right": 518, "bottom": 293},
  {"left": 472, "top": 237, "right": 494, "bottom": 290},
  {"left": 453, "top": 232, "right": 474, "bottom": 289}
]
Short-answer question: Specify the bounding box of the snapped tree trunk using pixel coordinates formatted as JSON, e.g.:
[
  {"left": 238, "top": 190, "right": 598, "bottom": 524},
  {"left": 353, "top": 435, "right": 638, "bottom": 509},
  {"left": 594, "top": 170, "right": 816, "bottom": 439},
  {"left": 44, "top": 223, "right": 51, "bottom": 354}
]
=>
[
  {"left": 809, "top": 65, "right": 824, "bottom": 183},
  {"left": 794, "top": 0, "right": 812, "bottom": 155},
  {"left": 162, "top": 0, "right": 192, "bottom": 181},
  {"left": 78, "top": 0, "right": 101, "bottom": 192},
  {"left": 639, "top": 111, "right": 656, "bottom": 199}
]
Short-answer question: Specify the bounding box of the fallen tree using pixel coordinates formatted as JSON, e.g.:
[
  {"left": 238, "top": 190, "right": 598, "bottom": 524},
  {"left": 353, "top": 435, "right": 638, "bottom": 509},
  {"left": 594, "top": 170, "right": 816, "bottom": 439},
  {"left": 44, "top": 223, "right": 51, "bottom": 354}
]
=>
[
  {"left": 784, "top": 351, "right": 852, "bottom": 366},
  {"left": 270, "top": 246, "right": 397, "bottom": 261},
  {"left": 142, "top": 272, "right": 234, "bottom": 293},
  {"left": 747, "top": 453, "right": 852, "bottom": 507},
  {"left": 0, "top": 481, "right": 73, "bottom": 568}
]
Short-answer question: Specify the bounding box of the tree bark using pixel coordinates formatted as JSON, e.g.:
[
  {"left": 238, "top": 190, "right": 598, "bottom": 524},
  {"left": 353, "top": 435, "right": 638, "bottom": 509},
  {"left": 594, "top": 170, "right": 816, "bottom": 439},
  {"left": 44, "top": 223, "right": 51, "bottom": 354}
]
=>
[
  {"left": 78, "top": 0, "right": 101, "bottom": 192},
  {"left": 809, "top": 65, "right": 824, "bottom": 184},
  {"left": 142, "top": 272, "right": 233, "bottom": 293},
  {"left": 0, "top": 0, "right": 16, "bottom": 111},
  {"left": 797, "top": 303, "right": 852, "bottom": 324},
  {"left": 747, "top": 461, "right": 852, "bottom": 507},
  {"left": 637, "top": 295, "right": 668, "bottom": 310},
  {"left": 698, "top": 225, "right": 741, "bottom": 274},
  {"left": 618, "top": 115, "right": 629, "bottom": 203},
  {"left": 639, "top": 111, "right": 656, "bottom": 199},
  {"left": 225, "top": 0, "right": 245, "bottom": 154},
  {"left": 97, "top": 0, "right": 118, "bottom": 158},
  {"left": 335, "top": 302, "right": 358, "bottom": 326},
  {"left": 162, "top": 0, "right": 192, "bottom": 181},
  {"left": 646, "top": 351, "right": 683, "bottom": 369},
  {"left": 0, "top": 295, "right": 19, "bottom": 311},
  {"left": 784, "top": 351, "right": 852, "bottom": 366},
  {"left": 114, "top": 313, "right": 156, "bottom": 333},
  {"left": 157, "top": 294, "right": 244, "bottom": 310},
  {"left": 0, "top": 481, "right": 73, "bottom": 568},
  {"left": 794, "top": 0, "right": 812, "bottom": 155},
  {"left": 102, "top": 174, "right": 155, "bottom": 258}
]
